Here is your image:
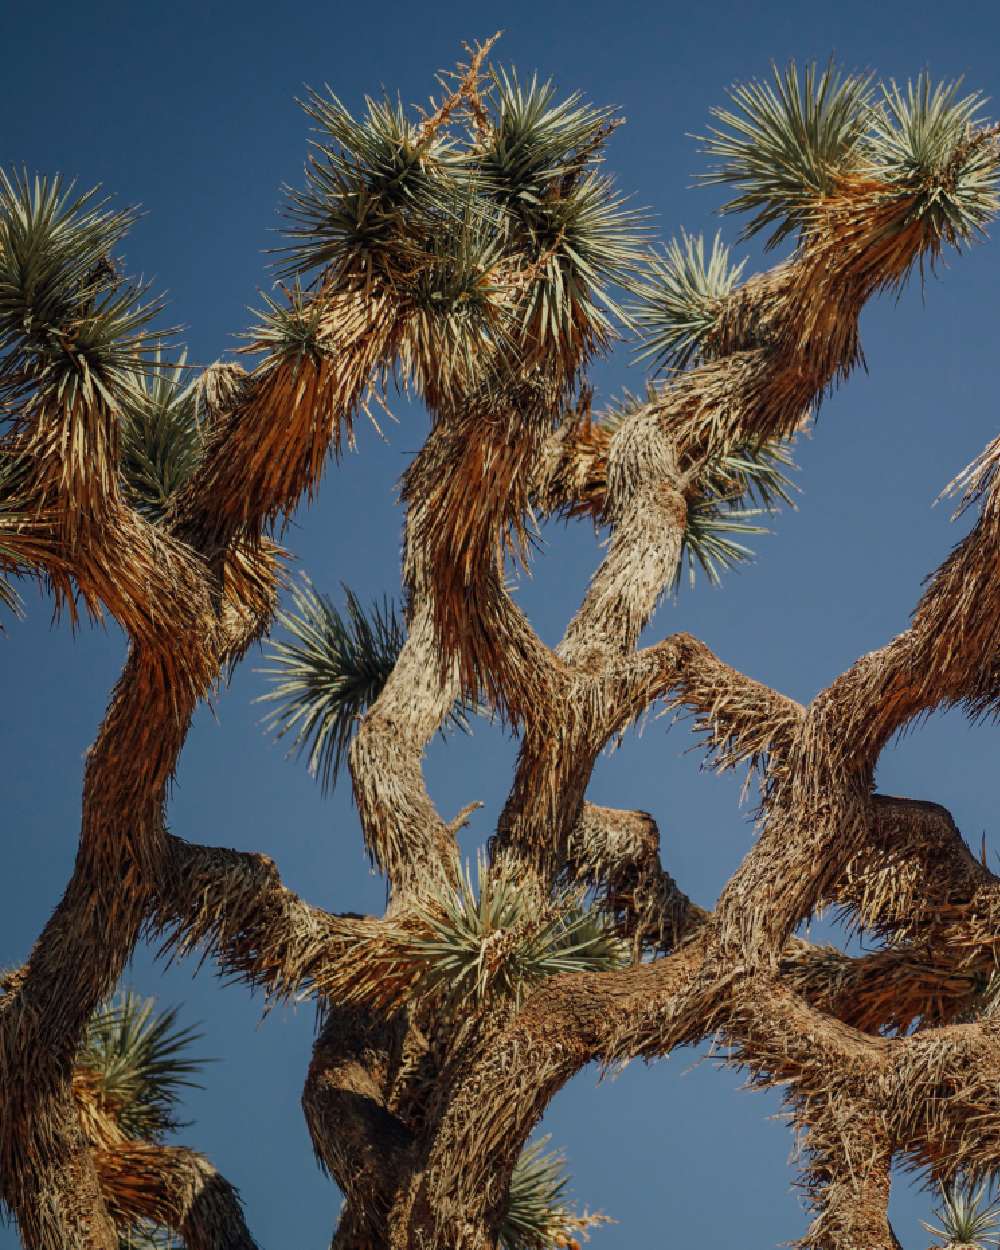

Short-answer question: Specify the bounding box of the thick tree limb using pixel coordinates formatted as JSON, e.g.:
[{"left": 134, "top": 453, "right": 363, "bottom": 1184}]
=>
[
  {"left": 302, "top": 1007, "right": 413, "bottom": 1249},
  {"left": 349, "top": 596, "right": 462, "bottom": 894},
  {"left": 152, "top": 835, "right": 376, "bottom": 1002},
  {"left": 95, "top": 1141, "right": 258, "bottom": 1250}
]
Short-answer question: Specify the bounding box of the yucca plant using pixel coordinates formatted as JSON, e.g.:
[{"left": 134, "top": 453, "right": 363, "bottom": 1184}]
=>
[
  {"left": 477, "top": 69, "right": 617, "bottom": 205},
  {"left": 501, "top": 1137, "right": 609, "bottom": 1250},
  {"left": 400, "top": 200, "right": 516, "bottom": 400},
  {"left": 0, "top": 171, "right": 163, "bottom": 414},
  {"left": 76, "top": 990, "right": 207, "bottom": 1143},
  {"left": 119, "top": 352, "right": 203, "bottom": 523},
  {"left": 281, "top": 88, "right": 463, "bottom": 285},
  {"left": 247, "top": 282, "right": 329, "bottom": 367},
  {"left": 922, "top": 1178, "right": 1000, "bottom": 1248},
  {"left": 632, "top": 230, "right": 747, "bottom": 373},
  {"left": 679, "top": 439, "right": 797, "bottom": 587},
  {"left": 396, "top": 854, "right": 627, "bottom": 1010},
  {"left": 699, "top": 61, "right": 875, "bottom": 246},
  {"left": 259, "top": 574, "right": 480, "bottom": 793},
  {"left": 8, "top": 42, "right": 1000, "bottom": 1250},
  {"left": 868, "top": 76, "right": 1000, "bottom": 243},
  {"left": 466, "top": 68, "right": 647, "bottom": 375}
]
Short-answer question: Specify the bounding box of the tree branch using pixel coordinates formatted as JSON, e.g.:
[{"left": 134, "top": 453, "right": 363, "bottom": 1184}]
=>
[{"left": 95, "top": 1141, "right": 258, "bottom": 1250}]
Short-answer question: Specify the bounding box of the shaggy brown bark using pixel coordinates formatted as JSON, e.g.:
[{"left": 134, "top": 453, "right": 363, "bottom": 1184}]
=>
[{"left": 4, "top": 45, "right": 1000, "bottom": 1250}]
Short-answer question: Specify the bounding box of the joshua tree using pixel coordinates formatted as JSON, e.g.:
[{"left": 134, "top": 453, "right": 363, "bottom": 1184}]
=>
[{"left": 4, "top": 37, "right": 1000, "bottom": 1250}]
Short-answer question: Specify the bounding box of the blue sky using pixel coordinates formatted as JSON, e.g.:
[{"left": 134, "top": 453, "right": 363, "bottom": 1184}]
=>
[{"left": 2, "top": 0, "right": 999, "bottom": 1245}]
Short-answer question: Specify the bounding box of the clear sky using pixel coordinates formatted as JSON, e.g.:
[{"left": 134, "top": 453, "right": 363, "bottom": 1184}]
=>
[{"left": 2, "top": 0, "right": 999, "bottom": 1245}]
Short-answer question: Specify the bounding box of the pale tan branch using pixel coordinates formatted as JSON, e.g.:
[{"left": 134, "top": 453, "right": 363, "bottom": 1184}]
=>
[
  {"left": 349, "top": 596, "right": 463, "bottom": 895},
  {"left": 558, "top": 408, "right": 686, "bottom": 662},
  {"left": 566, "top": 802, "right": 705, "bottom": 955}
]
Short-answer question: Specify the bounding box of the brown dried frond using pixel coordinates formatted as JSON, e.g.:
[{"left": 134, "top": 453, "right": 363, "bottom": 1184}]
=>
[
  {"left": 565, "top": 804, "right": 705, "bottom": 957},
  {"left": 664, "top": 632, "right": 804, "bottom": 780},
  {"left": 191, "top": 360, "right": 249, "bottom": 426},
  {"left": 832, "top": 797, "right": 993, "bottom": 941},
  {"left": 15, "top": 391, "right": 121, "bottom": 544},
  {"left": 174, "top": 289, "right": 401, "bottom": 547},
  {"left": 403, "top": 405, "right": 565, "bottom": 716}
]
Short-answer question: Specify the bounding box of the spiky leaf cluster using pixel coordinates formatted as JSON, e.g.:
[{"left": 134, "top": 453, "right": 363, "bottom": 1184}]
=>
[
  {"left": 701, "top": 62, "right": 1000, "bottom": 250},
  {"left": 501, "top": 1137, "right": 608, "bottom": 1250},
  {"left": 679, "top": 439, "right": 796, "bottom": 587},
  {"left": 868, "top": 77, "right": 1000, "bottom": 243},
  {"left": 248, "top": 282, "right": 331, "bottom": 368},
  {"left": 701, "top": 62, "right": 875, "bottom": 246},
  {"left": 261, "top": 577, "right": 410, "bottom": 792},
  {"left": 923, "top": 1178, "right": 1000, "bottom": 1248},
  {"left": 632, "top": 231, "right": 746, "bottom": 373},
  {"left": 477, "top": 70, "right": 616, "bottom": 207},
  {"left": 119, "top": 353, "right": 203, "bottom": 523},
  {"left": 282, "top": 90, "right": 458, "bottom": 286},
  {"left": 398, "top": 203, "right": 515, "bottom": 399},
  {"left": 279, "top": 62, "right": 644, "bottom": 403},
  {"left": 76, "top": 990, "right": 206, "bottom": 1143},
  {"left": 0, "top": 171, "right": 162, "bottom": 414},
  {"left": 397, "top": 855, "right": 627, "bottom": 1010},
  {"left": 478, "top": 69, "right": 645, "bottom": 365}
]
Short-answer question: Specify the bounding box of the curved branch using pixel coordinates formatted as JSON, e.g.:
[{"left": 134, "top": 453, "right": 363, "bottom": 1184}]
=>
[
  {"left": 715, "top": 452, "right": 1000, "bottom": 969},
  {"left": 349, "top": 595, "right": 462, "bottom": 895},
  {"left": 172, "top": 293, "right": 402, "bottom": 550},
  {"left": 95, "top": 1141, "right": 258, "bottom": 1250},
  {"left": 565, "top": 802, "right": 705, "bottom": 955},
  {"left": 302, "top": 1006, "right": 413, "bottom": 1248}
]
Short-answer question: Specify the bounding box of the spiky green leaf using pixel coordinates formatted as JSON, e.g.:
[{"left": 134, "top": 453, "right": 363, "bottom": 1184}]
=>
[
  {"left": 700, "top": 62, "right": 875, "bottom": 246},
  {"left": 77, "top": 990, "right": 207, "bottom": 1143},
  {"left": 0, "top": 170, "right": 164, "bottom": 413},
  {"left": 259, "top": 576, "right": 474, "bottom": 793},
  {"left": 923, "top": 1178, "right": 1000, "bottom": 1248},
  {"left": 119, "top": 352, "right": 203, "bottom": 523},
  {"left": 280, "top": 90, "right": 463, "bottom": 283},
  {"left": 501, "top": 1137, "right": 609, "bottom": 1250},
  {"left": 679, "top": 440, "right": 797, "bottom": 588},
  {"left": 398, "top": 854, "right": 628, "bottom": 1010},
  {"left": 0, "top": 449, "right": 32, "bottom": 624},
  {"left": 868, "top": 76, "right": 1000, "bottom": 243},
  {"left": 632, "top": 231, "right": 747, "bottom": 373}
]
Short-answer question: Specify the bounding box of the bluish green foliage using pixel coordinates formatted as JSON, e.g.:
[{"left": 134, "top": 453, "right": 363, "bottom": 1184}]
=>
[
  {"left": 401, "top": 854, "right": 628, "bottom": 1010},
  {"left": 922, "top": 1178, "right": 1000, "bottom": 1248},
  {"left": 77, "top": 990, "right": 207, "bottom": 1143},
  {"left": 0, "top": 171, "right": 163, "bottom": 413},
  {"left": 119, "top": 353, "right": 203, "bottom": 523},
  {"left": 700, "top": 62, "right": 875, "bottom": 245},
  {"left": 260, "top": 576, "right": 409, "bottom": 792},
  {"left": 632, "top": 230, "right": 746, "bottom": 373},
  {"left": 869, "top": 76, "right": 1000, "bottom": 242}
]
